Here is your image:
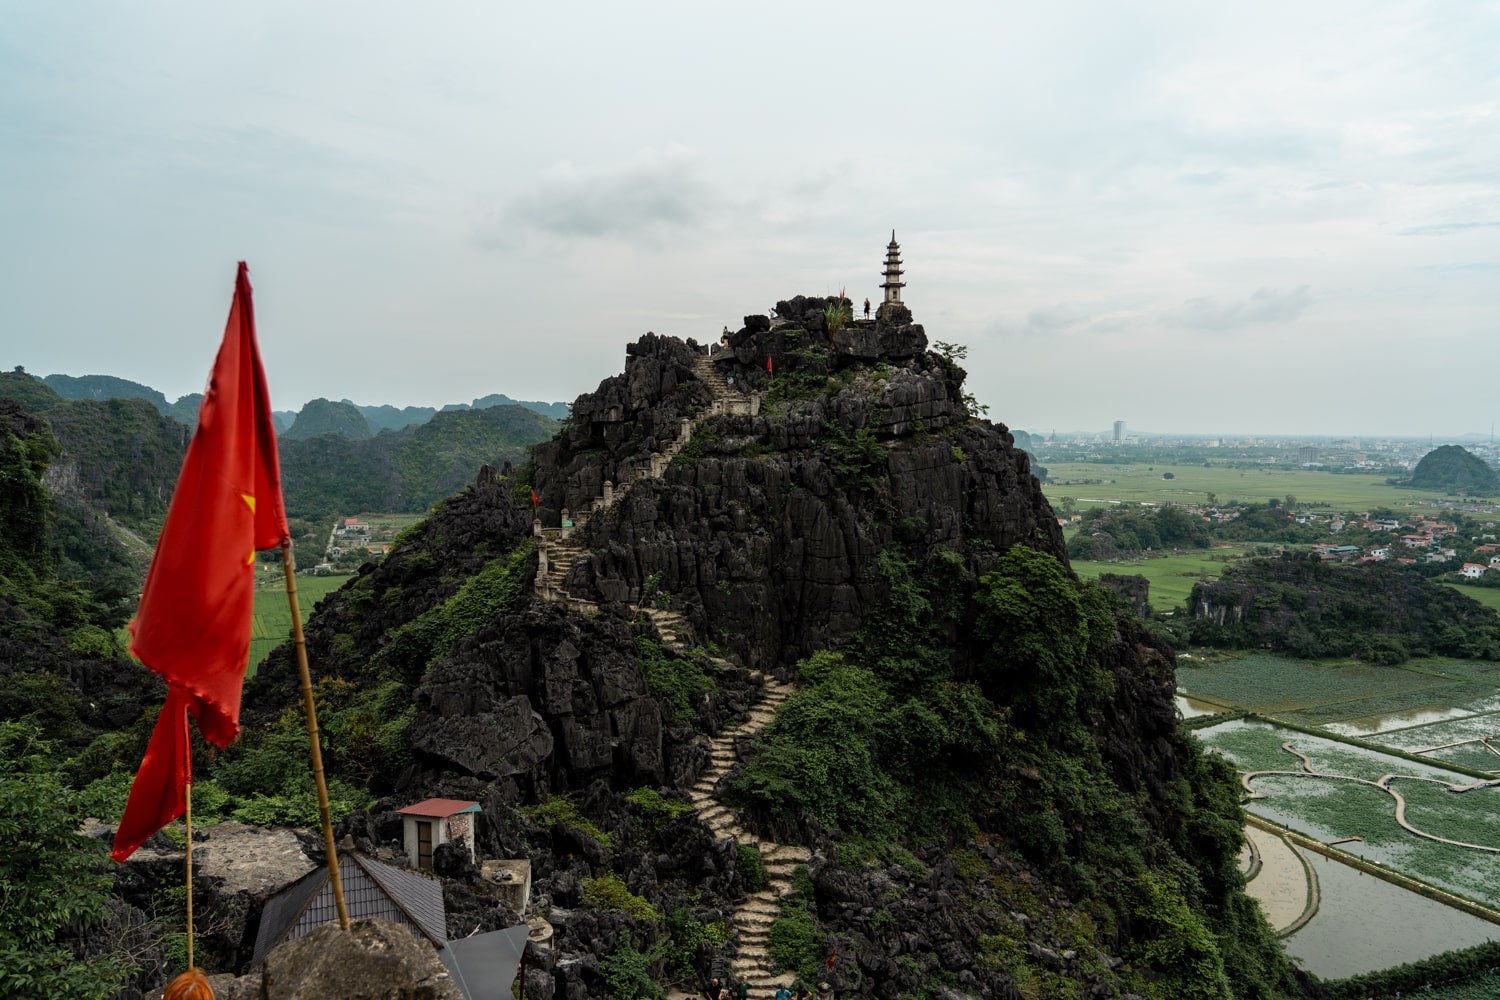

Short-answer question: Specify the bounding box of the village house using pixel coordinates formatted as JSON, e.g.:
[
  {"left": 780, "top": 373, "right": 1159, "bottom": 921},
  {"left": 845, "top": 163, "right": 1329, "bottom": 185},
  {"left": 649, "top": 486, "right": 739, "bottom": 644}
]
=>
[
  {"left": 338, "top": 517, "right": 372, "bottom": 539},
  {"left": 1460, "top": 563, "right": 1489, "bottom": 581},
  {"left": 1366, "top": 547, "right": 1391, "bottom": 562},
  {"left": 1399, "top": 534, "right": 1432, "bottom": 549},
  {"left": 398, "top": 798, "right": 480, "bottom": 871}
]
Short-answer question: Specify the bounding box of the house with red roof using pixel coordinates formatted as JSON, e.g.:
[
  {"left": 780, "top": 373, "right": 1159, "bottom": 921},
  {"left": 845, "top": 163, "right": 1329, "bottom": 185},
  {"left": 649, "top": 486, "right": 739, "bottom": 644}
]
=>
[{"left": 398, "top": 798, "right": 481, "bottom": 871}]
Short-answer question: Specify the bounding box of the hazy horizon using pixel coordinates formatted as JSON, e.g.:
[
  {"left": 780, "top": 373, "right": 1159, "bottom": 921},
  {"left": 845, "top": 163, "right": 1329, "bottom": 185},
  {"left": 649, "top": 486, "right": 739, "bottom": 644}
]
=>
[{"left": 3, "top": 2, "right": 1497, "bottom": 437}]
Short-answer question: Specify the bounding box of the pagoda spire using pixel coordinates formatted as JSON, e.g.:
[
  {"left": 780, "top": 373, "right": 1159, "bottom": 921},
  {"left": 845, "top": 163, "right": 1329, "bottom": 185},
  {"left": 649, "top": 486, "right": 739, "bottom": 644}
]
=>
[{"left": 880, "top": 231, "right": 906, "bottom": 306}]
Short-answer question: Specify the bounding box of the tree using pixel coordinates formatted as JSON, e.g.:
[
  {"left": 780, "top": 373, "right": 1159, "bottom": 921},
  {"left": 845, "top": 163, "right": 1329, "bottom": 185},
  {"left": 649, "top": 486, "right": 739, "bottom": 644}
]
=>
[
  {"left": 0, "top": 723, "right": 124, "bottom": 999},
  {"left": 973, "top": 546, "right": 1112, "bottom": 739}
]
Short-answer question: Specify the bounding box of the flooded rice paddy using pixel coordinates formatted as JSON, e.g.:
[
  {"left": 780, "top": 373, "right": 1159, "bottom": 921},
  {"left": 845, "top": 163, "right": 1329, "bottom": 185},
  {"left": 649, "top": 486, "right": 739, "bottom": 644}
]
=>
[{"left": 1282, "top": 851, "right": 1500, "bottom": 978}]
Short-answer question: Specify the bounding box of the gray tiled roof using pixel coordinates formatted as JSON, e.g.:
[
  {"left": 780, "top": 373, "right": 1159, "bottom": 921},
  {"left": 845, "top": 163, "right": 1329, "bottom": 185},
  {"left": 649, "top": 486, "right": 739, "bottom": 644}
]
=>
[{"left": 251, "top": 853, "right": 446, "bottom": 967}]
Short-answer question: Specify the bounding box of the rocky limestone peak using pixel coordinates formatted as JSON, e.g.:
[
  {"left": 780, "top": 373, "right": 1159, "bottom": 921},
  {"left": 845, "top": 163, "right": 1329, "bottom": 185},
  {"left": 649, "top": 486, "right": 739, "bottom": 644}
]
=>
[{"left": 532, "top": 297, "right": 1058, "bottom": 674}]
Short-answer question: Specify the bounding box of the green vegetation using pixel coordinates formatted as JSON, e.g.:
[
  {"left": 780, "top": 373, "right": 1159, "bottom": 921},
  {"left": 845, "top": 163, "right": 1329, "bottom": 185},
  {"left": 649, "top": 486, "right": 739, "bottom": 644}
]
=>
[
  {"left": 1174, "top": 653, "right": 1500, "bottom": 723},
  {"left": 1407, "top": 445, "right": 1498, "bottom": 495},
  {"left": 375, "top": 541, "right": 532, "bottom": 682},
  {"left": 635, "top": 637, "right": 716, "bottom": 719},
  {"left": 601, "top": 940, "right": 666, "bottom": 1000},
  {"left": 1067, "top": 503, "right": 1212, "bottom": 560},
  {"left": 581, "top": 873, "right": 660, "bottom": 922},
  {"left": 527, "top": 795, "right": 614, "bottom": 850},
  {"left": 735, "top": 545, "right": 1299, "bottom": 997},
  {"left": 662, "top": 908, "right": 730, "bottom": 983},
  {"left": 281, "top": 398, "right": 374, "bottom": 440},
  {"left": 768, "top": 896, "right": 824, "bottom": 986},
  {"left": 1190, "top": 556, "right": 1500, "bottom": 663},
  {"left": 1044, "top": 461, "right": 1425, "bottom": 510},
  {"left": 1073, "top": 546, "right": 1255, "bottom": 611},
  {"left": 0, "top": 368, "right": 66, "bottom": 413},
  {"left": 279, "top": 405, "right": 556, "bottom": 519},
  {"left": 624, "top": 786, "right": 695, "bottom": 829},
  {"left": 0, "top": 723, "right": 125, "bottom": 999},
  {"left": 1197, "top": 721, "right": 1500, "bottom": 908},
  {"left": 1446, "top": 582, "right": 1500, "bottom": 614},
  {"left": 823, "top": 296, "right": 853, "bottom": 334},
  {"left": 249, "top": 574, "right": 352, "bottom": 673},
  {"left": 737, "top": 843, "right": 768, "bottom": 892}
]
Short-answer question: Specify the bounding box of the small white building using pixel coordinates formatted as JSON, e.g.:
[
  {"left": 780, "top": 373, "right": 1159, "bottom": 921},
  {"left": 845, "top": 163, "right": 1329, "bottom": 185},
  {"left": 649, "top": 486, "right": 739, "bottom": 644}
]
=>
[
  {"left": 398, "top": 798, "right": 480, "bottom": 871},
  {"left": 1460, "top": 563, "right": 1488, "bottom": 581}
]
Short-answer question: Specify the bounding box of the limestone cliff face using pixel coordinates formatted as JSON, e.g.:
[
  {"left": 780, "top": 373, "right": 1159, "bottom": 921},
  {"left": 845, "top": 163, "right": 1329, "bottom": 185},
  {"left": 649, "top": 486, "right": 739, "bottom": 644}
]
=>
[{"left": 533, "top": 303, "right": 1062, "bottom": 672}]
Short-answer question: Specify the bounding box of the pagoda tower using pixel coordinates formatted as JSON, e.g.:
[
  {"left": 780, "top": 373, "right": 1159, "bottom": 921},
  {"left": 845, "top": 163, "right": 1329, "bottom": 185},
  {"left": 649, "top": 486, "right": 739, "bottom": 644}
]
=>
[{"left": 880, "top": 231, "right": 906, "bottom": 307}]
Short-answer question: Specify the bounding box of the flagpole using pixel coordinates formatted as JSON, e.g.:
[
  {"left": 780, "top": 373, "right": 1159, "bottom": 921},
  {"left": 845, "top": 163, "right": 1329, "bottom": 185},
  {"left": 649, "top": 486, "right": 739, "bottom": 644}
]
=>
[
  {"left": 184, "top": 757, "right": 194, "bottom": 972},
  {"left": 281, "top": 540, "right": 350, "bottom": 931}
]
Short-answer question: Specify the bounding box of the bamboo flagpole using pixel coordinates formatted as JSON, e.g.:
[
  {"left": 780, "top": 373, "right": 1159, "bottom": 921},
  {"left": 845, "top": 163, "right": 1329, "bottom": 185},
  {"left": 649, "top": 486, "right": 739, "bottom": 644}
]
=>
[
  {"left": 185, "top": 766, "right": 194, "bottom": 971},
  {"left": 281, "top": 539, "right": 350, "bottom": 930}
]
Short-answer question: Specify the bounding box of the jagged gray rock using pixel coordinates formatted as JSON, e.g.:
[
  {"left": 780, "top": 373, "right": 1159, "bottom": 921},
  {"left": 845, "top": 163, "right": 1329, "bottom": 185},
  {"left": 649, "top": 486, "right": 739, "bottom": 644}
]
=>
[{"left": 150, "top": 920, "right": 462, "bottom": 1000}]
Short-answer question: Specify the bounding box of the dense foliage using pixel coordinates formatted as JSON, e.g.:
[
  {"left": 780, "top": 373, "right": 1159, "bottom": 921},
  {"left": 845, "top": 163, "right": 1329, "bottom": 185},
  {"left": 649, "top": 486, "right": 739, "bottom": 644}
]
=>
[
  {"left": 278, "top": 405, "right": 556, "bottom": 519},
  {"left": 733, "top": 545, "right": 1300, "bottom": 998},
  {"left": 280, "top": 398, "right": 375, "bottom": 441},
  {"left": 1068, "top": 503, "right": 1212, "bottom": 560},
  {"left": 1189, "top": 555, "right": 1500, "bottom": 662},
  {"left": 1406, "top": 445, "right": 1498, "bottom": 494},
  {"left": 0, "top": 723, "right": 124, "bottom": 999},
  {"left": 1327, "top": 940, "right": 1500, "bottom": 999}
]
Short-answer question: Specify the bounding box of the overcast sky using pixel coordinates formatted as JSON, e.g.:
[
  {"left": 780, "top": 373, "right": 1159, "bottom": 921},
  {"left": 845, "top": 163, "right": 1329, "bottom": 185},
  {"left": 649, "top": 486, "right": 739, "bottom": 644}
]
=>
[{"left": 2, "top": 1, "right": 1497, "bottom": 436}]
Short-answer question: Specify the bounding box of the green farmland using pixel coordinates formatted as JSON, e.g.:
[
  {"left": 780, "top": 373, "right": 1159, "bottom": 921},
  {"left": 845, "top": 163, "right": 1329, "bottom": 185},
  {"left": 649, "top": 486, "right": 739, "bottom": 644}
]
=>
[
  {"left": 1043, "top": 462, "right": 1428, "bottom": 511},
  {"left": 1197, "top": 719, "right": 1500, "bottom": 910},
  {"left": 1176, "top": 654, "right": 1500, "bottom": 728},
  {"left": 1071, "top": 545, "right": 1253, "bottom": 610},
  {"left": 1447, "top": 583, "right": 1500, "bottom": 615},
  {"left": 249, "top": 574, "right": 353, "bottom": 675}
]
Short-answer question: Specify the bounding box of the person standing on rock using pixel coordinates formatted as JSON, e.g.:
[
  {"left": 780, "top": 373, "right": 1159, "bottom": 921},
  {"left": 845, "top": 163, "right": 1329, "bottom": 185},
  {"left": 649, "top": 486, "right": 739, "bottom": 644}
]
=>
[{"left": 863, "top": 296, "right": 871, "bottom": 319}]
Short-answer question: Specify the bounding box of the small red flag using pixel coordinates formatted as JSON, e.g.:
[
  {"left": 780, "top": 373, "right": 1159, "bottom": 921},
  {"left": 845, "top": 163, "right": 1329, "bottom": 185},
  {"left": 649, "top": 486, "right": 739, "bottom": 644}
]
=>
[
  {"left": 827, "top": 948, "right": 837, "bottom": 970},
  {"left": 766, "top": 355, "right": 774, "bottom": 373},
  {"left": 531, "top": 487, "right": 540, "bottom": 507},
  {"left": 113, "top": 262, "right": 289, "bottom": 862}
]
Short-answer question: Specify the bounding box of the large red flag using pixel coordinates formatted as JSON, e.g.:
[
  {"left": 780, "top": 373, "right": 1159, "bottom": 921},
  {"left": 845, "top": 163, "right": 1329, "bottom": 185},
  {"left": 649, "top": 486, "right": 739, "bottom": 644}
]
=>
[{"left": 113, "top": 262, "right": 289, "bottom": 862}]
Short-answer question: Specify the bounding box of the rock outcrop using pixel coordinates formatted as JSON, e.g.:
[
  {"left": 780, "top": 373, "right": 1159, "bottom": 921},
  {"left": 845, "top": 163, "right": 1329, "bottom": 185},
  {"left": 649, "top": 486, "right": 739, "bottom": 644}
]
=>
[
  {"left": 530, "top": 309, "right": 1059, "bottom": 676},
  {"left": 159, "top": 919, "right": 463, "bottom": 1000}
]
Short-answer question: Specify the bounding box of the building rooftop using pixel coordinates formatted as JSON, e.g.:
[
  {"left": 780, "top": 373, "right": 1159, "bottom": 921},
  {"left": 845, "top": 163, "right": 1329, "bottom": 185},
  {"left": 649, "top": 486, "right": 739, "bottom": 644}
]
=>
[{"left": 398, "top": 798, "right": 481, "bottom": 818}]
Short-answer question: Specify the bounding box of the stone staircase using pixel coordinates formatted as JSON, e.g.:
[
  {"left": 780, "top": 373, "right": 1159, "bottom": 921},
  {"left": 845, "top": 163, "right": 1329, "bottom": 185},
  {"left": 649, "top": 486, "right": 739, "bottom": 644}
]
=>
[
  {"left": 688, "top": 681, "right": 810, "bottom": 989},
  {"left": 532, "top": 345, "right": 806, "bottom": 991},
  {"left": 533, "top": 345, "right": 753, "bottom": 609}
]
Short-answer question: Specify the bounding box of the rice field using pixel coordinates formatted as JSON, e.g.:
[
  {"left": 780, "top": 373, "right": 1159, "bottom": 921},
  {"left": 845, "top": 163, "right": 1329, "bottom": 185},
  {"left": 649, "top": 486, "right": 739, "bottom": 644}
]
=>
[
  {"left": 1196, "top": 719, "right": 1500, "bottom": 909},
  {"left": 1174, "top": 655, "right": 1474, "bottom": 719},
  {"left": 248, "top": 574, "right": 352, "bottom": 675},
  {"left": 1041, "top": 462, "right": 1430, "bottom": 510}
]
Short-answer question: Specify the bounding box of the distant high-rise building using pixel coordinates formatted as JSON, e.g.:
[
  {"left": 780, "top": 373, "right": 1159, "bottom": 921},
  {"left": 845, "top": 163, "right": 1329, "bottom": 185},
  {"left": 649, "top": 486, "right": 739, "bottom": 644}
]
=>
[{"left": 1113, "top": 420, "right": 1125, "bottom": 442}]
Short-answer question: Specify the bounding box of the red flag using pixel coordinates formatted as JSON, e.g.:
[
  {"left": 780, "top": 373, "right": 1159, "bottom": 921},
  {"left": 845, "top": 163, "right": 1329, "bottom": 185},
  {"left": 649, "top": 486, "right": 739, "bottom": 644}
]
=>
[
  {"left": 827, "top": 948, "right": 837, "bottom": 970},
  {"left": 113, "top": 262, "right": 288, "bottom": 862},
  {"left": 531, "top": 487, "right": 540, "bottom": 507},
  {"left": 766, "top": 355, "right": 774, "bottom": 373}
]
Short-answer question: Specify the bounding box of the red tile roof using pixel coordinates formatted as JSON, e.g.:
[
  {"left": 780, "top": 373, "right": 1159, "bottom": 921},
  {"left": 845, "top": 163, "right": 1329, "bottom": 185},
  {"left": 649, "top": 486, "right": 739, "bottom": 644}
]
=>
[{"left": 397, "top": 798, "right": 479, "bottom": 818}]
